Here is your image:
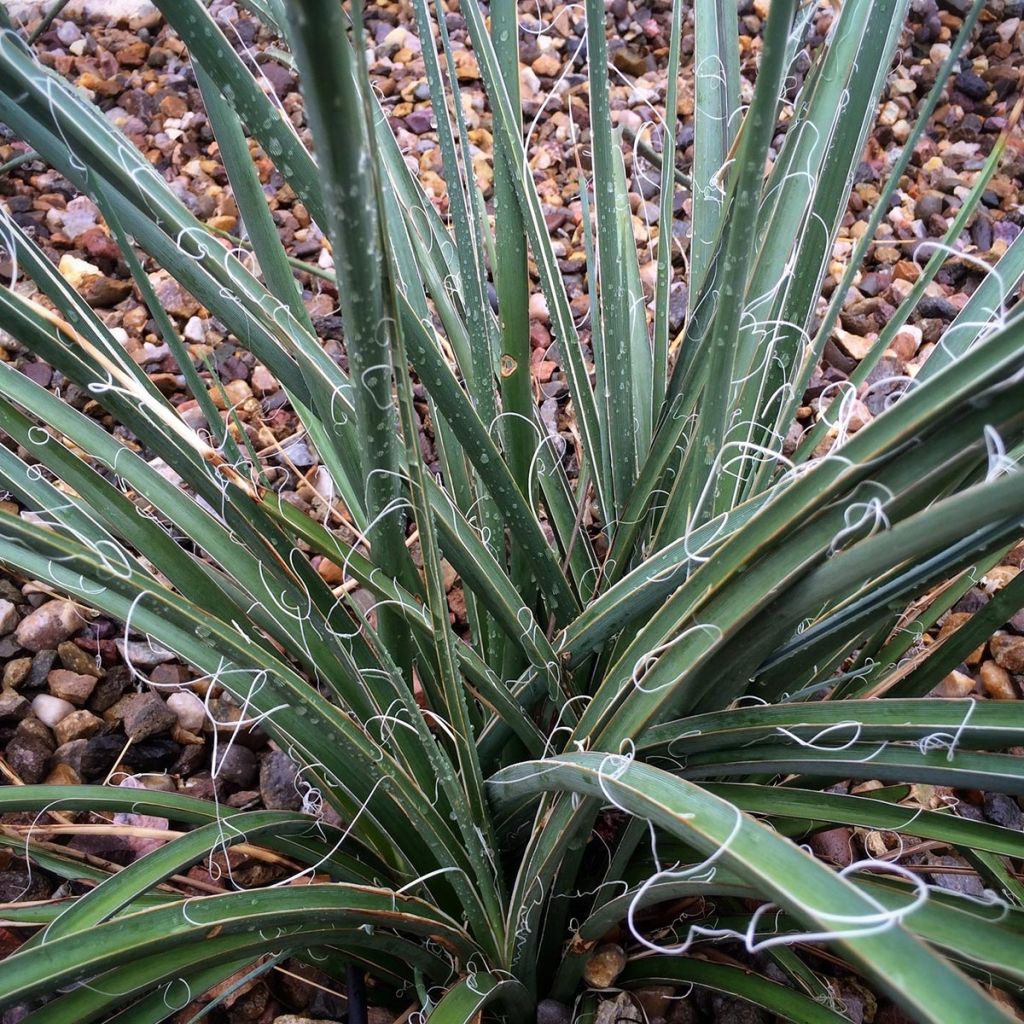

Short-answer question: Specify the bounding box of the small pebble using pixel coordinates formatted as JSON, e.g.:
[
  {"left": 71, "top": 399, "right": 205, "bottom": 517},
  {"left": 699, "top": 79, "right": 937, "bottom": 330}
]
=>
[
  {"left": 31, "top": 693, "right": 76, "bottom": 728},
  {"left": 3, "top": 658, "right": 31, "bottom": 689},
  {"left": 260, "top": 749, "right": 302, "bottom": 811},
  {"left": 0, "top": 599, "right": 18, "bottom": 635},
  {"left": 115, "top": 638, "right": 177, "bottom": 668},
  {"left": 45, "top": 763, "right": 81, "bottom": 785},
  {"left": 582, "top": 943, "right": 627, "bottom": 988},
  {"left": 53, "top": 709, "right": 103, "bottom": 746},
  {"left": 167, "top": 690, "right": 206, "bottom": 733},
  {"left": 214, "top": 744, "right": 258, "bottom": 788},
  {"left": 48, "top": 669, "right": 98, "bottom": 706},
  {"left": 15, "top": 600, "right": 84, "bottom": 653},
  {"left": 57, "top": 640, "right": 104, "bottom": 678},
  {"left": 6, "top": 718, "right": 55, "bottom": 784},
  {"left": 122, "top": 692, "right": 178, "bottom": 741},
  {"left": 990, "top": 634, "right": 1024, "bottom": 674},
  {"left": 933, "top": 670, "right": 974, "bottom": 698},
  {"left": 980, "top": 660, "right": 1017, "bottom": 700},
  {"left": 0, "top": 690, "right": 29, "bottom": 723}
]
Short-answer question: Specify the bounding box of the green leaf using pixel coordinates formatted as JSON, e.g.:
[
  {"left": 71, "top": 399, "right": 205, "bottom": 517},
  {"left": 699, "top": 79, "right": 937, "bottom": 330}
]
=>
[
  {"left": 489, "top": 753, "right": 1011, "bottom": 1022},
  {"left": 620, "top": 956, "right": 851, "bottom": 1024},
  {"left": 707, "top": 783, "right": 1024, "bottom": 860},
  {"left": 423, "top": 973, "right": 532, "bottom": 1022},
  {"left": 682, "top": 743, "right": 1024, "bottom": 795},
  {"left": 0, "top": 885, "right": 476, "bottom": 1008}
]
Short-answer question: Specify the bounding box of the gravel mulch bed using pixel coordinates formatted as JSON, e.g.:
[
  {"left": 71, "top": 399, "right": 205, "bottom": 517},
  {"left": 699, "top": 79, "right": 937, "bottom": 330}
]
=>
[{"left": 0, "top": 0, "right": 1021, "bottom": 1021}]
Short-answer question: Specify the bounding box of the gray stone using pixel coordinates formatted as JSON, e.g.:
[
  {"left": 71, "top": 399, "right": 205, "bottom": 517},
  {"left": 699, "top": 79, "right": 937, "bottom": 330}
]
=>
[
  {"left": 595, "top": 994, "right": 642, "bottom": 1024},
  {"left": 60, "top": 195, "right": 100, "bottom": 241},
  {"left": 52, "top": 739, "right": 88, "bottom": 774},
  {"left": 984, "top": 793, "right": 1023, "bottom": 831},
  {"left": 115, "top": 638, "right": 176, "bottom": 668},
  {"left": 4, "top": 2, "right": 159, "bottom": 28},
  {"left": 914, "top": 191, "right": 945, "bottom": 220},
  {"left": 927, "top": 854, "right": 985, "bottom": 897},
  {"left": 271, "top": 1017, "right": 343, "bottom": 1024},
  {"left": 214, "top": 744, "right": 257, "bottom": 788},
  {"left": 916, "top": 296, "right": 957, "bottom": 321},
  {"left": 0, "top": 866, "right": 52, "bottom": 902},
  {"left": 260, "top": 750, "right": 302, "bottom": 810},
  {"left": 25, "top": 650, "right": 57, "bottom": 689},
  {"left": 537, "top": 1000, "right": 573, "bottom": 1024}
]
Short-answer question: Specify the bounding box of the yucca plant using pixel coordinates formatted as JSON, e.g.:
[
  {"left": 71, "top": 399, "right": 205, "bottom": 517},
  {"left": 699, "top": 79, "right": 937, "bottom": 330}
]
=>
[{"left": 0, "top": 0, "right": 1022, "bottom": 1019}]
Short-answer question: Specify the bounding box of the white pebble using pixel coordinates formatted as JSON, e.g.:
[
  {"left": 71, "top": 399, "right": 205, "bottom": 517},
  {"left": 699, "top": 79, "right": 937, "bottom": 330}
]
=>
[
  {"left": 167, "top": 691, "right": 206, "bottom": 733},
  {"left": 32, "top": 694, "right": 76, "bottom": 728},
  {"left": 183, "top": 316, "right": 205, "bottom": 343}
]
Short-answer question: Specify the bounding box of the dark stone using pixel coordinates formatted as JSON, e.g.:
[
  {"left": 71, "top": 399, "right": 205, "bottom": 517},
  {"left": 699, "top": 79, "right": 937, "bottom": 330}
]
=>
[
  {"left": 307, "top": 986, "right": 348, "bottom": 1021},
  {"left": 0, "top": 868, "right": 52, "bottom": 902},
  {"left": 119, "top": 88, "right": 156, "bottom": 118},
  {"left": 984, "top": 793, "right": 1023, "bottom": 830},
  {"left": 123, "top": 737, "right": 182, "bottom": 773},
  {"left": 709, "top": 994, "right": 766, "bottom": 1024},
  {"left": 914, "top": 191, "right": 944, "bottom": 220},
  {"left": 25, "top": 650, "right": 57, "bottom": 690},
  {"left": 226, "top": 789, "right": 260, "bottom": 809},
  {"left": 405, "top": 108, "right": 434, "bottom": 135},
  {"left": 259, "top": 60, "right": 295, "bottom": 99},
  {"left": 172, "top": 742, "right": 206, "bottom": 777},
  {"left": 971, "top": 215, "right": 993, "bottom": 253},
  {"left": 259, "top": 750, "right": 302, "bottom": 810},
  {"left": 537, "top": 999, "right": 573, "bottom": 1024},
  {"left": 88, "top": 665, "right": 131, "bottom": 713},
  {"left": 68, "top": 830, "right": 133, "bottom": 866},
  {"left": 5, "top": 718, "right": 55, "bottom": 783},
  {"left": 20, "top": 362, "right": 52, "bottom": 388},
  {"left": 916, "top": 295, "right": 957, "bottom": 321},
  {"left": 213, "top": 743, "right": 258, "bottom": 788},
  {"left": 915, "top": 12, "right": 941, "bottom": 43},
  {"left": 121, "top": 692, "right": 177, "bottom": 740},
  {"left": 80, "top": 732, "right": 127, "bottom": 779},
  {"left": 955, "top": 71, "right": 990, "bottom": 101},
  {"left": 927, "top": 854, "right": 985, "bottom": 896},
  {"left": 179, "top": 771, "right": 217, "bottom": 802},
  {"left": 312, "top": 315, "right": 345, "bottom": 340}
]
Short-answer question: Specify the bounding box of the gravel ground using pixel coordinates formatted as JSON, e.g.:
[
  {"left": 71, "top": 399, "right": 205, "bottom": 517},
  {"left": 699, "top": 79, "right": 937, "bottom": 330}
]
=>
[{"left": 0, "top": 1, "right": 1021, "bottom": 1021}]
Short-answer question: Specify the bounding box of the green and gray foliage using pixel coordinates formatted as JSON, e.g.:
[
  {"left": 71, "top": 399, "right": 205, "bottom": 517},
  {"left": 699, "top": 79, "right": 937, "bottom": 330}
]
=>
[{"left": 0, "top": 0, "right": 1023, "bottom": 1020}]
